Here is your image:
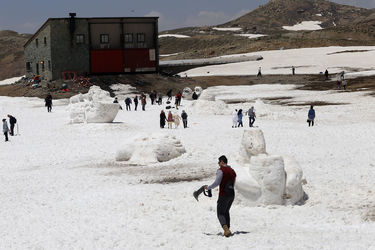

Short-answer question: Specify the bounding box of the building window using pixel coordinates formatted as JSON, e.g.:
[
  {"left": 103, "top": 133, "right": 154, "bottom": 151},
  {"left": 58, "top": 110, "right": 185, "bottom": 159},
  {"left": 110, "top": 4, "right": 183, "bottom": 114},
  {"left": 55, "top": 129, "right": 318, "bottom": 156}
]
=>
[
  {"left": 124, "top": 33, "right": 133, "bottom": 48},
  {"left": 48, "top": 60, "right": 51, "bottom": 71},
  {"left": 41, "top": 61, "right": 45, "bottom": 71},
  {"left": 44, "top": 37, "right": 47, "bottom": 46},
  {"left": 26, "top": 62, "right": 31, "bottom": 72},
  {"left": 35, "top": 39, "right": 39, "bottom": 48},
  {"left": 100, "top": 34, "right": 109, "bottom": 44},
  {"left": 137, "top": 33, "right": 146, "bottom": 48},
  {"left": 76, "top": 34, "right": 85, "bottom": 44}
]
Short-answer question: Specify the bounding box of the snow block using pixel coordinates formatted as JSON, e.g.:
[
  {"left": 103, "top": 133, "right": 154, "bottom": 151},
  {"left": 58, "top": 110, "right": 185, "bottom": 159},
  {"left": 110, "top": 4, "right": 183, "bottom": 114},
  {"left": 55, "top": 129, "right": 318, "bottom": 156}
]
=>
[
  {"left": 283, "top": 156, "right": 304, "bottom": 205},
  {"left": 115, "top": 134, "right": 186, "bottom": 165},
  {"left": 238, "top": 129, "right": 267, "bottom": 163},
  {"left": 248, "top": 155, "right": 285, "bottom": 205},
  {"left": 68, "top": 86, "right": 120, "bottom": 123}
]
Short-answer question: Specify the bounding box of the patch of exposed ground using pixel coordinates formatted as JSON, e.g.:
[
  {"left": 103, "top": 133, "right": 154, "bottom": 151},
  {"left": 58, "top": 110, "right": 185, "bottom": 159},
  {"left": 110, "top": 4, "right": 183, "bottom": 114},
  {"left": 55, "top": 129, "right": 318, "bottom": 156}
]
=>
[{"left": 1, "top": 73, "right": 375, "bottom": 106}]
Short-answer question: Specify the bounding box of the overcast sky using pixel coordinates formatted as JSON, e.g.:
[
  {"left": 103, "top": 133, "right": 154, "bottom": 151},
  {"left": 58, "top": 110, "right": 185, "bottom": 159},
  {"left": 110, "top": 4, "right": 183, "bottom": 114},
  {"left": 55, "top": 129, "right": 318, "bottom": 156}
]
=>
[{"left": 1, "top": 0, "right": 374, "bottom": 34}]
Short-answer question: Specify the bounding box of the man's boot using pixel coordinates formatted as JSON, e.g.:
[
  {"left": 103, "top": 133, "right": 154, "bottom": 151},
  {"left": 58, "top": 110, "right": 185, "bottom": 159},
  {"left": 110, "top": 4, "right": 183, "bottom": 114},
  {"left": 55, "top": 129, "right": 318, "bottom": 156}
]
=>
[{"left": 222, "top": 225, "right": 231, "bottom": 237}]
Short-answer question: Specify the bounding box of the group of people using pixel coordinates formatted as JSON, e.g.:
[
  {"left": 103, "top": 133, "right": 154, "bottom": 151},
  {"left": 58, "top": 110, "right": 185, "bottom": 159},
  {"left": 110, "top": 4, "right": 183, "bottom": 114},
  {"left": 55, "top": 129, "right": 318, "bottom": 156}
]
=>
[
  {"left": 232, "top": 106, "right": 256, "bottom": 128},
  {"left": 160, "top": 110, "right": 188, "bottom": 129},
  {"left": 2, "top": 114, "right": 17, "bottom": 142}
]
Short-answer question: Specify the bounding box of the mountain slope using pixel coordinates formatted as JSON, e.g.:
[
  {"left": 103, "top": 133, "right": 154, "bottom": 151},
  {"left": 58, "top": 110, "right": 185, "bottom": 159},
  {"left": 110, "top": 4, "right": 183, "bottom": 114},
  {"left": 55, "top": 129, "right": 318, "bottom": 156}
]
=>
[{"left": 0, "top": 30, "right": 31, "bottom": 80}]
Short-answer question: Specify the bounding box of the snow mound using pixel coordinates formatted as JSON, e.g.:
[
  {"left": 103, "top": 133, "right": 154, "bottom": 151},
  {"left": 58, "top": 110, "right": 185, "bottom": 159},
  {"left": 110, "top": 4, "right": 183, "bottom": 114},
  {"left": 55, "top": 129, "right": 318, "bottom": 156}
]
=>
[
  {"left": 115, "top": 134, "right": 186, "bottom": 165},
  {"left": 282, "top": 21, "right": 323, "bottom": 31},
  {"left": 68, "top": 86, "right": 120, "bottom": 123},
  {"left": 234, "top": 129, "right": 305, "bottom": 206},
  {"left": 159, "top": 34, "right": 190, "bottom": 38},
  {"left": 182, "top": 86, "right": 203, "bottom": 100}
]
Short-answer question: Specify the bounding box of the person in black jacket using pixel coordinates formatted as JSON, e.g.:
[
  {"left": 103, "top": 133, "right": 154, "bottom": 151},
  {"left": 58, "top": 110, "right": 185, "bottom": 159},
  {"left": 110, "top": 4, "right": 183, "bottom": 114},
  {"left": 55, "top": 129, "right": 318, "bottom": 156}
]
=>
[
  {"left": 160, "top": 110, "right": 167, "bottom": 128},
  {"left": 181, "top": 110, "right": 188, "bottom": 128},
  {"left": 133, "top": 95, "right": 139, "bottom": 111},
  {"left": 45, "top": 94, "right": 52, "bottom": 112},
  {"left": 7, "top": 114, "right": 16, "bottom": 136}
]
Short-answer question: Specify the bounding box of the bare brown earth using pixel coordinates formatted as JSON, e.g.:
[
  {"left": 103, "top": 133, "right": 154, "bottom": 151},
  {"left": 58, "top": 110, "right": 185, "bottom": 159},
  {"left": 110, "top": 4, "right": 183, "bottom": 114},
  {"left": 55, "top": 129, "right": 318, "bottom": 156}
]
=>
[{"left": 1, "top": 74, "right": 374, "bottom": 105}]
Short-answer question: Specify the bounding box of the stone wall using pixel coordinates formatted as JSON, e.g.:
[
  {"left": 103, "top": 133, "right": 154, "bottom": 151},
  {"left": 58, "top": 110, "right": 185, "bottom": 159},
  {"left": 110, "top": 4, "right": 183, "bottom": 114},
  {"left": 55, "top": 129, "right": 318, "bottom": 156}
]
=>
[
  {"left": 24, "top": 24, "right": 52, "bottom": 80},
  {"left": 50, "top": 19, "right": 90, "bottom": 80}
]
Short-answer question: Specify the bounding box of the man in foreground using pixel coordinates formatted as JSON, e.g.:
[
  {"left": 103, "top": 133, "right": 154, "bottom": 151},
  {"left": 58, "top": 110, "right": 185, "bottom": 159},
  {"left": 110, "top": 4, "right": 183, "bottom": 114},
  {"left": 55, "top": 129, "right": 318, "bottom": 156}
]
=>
[{"left": 205, "top": 155, "right": 236, "bottom": 237}]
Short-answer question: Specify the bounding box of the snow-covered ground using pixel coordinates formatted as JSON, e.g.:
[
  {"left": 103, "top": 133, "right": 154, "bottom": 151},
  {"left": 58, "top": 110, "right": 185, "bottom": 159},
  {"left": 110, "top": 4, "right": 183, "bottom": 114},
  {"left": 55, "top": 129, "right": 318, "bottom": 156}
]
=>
[
  {"left": 282, "top": 21, "right": 323, "bottom": 31},
  {"left": 1, "top": 81, "right": 375, "bottom": 249},
  {"left": 179, "top": 46, "right": 375, "bottom": 77},
  {"left": 212, "top": 27, "right": 242, "bottom": 31},
  {"left": 0, "top": 76, "right": 24, "bottom": 85},
  {"left": 158, "top": 34, "right": 191, "bottom": 38},
  {"left": 235, "top": 34, "right": 267, "bottom": 39},
  {"left": 1, "top": 46, "right": 375, "bottom": 249}
]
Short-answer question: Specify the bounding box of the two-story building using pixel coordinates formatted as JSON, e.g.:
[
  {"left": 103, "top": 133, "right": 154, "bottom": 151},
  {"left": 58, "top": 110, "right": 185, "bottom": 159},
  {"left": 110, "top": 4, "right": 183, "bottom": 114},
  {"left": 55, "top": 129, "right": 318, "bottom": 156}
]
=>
[{"left": 24, "top": 13, "right": 159, "bottom": 81}]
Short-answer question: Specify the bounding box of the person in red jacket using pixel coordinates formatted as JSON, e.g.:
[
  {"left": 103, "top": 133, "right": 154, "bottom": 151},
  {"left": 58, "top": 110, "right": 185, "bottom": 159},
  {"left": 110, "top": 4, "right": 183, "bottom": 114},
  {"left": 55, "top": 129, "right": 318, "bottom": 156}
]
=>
[{"left": 205, "top": 155, "right": 236, "bottom": 237}]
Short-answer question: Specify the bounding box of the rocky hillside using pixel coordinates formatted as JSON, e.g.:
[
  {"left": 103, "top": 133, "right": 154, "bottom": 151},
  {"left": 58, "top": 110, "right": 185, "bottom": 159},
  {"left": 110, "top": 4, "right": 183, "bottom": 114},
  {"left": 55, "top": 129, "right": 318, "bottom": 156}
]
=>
[
  {"left": 159, "top": 0, "right": 375, "bottom": 60},
  {"left": 0, "top": 30, "right": 31, "bottom": 80}
]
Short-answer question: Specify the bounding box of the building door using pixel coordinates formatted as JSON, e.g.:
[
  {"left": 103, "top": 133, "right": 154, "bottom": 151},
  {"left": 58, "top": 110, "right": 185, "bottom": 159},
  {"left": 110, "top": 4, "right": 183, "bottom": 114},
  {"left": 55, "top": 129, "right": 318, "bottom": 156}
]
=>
[{"left": 36, "top": 63, "right": 39, "bottom": 75}]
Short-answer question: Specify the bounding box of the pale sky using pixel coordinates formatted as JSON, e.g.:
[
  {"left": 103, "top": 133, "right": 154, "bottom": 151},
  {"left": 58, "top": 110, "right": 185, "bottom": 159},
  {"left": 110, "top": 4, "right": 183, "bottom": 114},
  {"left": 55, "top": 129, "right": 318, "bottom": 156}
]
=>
[{"left": 1, "top": 0, "right": 374, "bottom": 34}]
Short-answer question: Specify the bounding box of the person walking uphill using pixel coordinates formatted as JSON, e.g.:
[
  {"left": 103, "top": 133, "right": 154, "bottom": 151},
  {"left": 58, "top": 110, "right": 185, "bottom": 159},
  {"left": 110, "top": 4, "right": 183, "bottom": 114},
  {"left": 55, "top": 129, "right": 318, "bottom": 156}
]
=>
[
  {"left": 205, "top": 155, "right": 236, "bottom": 237},
  {"left": 307, "top": 105, "right": 315, "bottom": 127},
  {"left": 3, "top": 119, "right": 9, "bottom": 142},
  {"left": 7, "top": 114, "right": 16, "bottom": 136},
  {"left": 45, "top": 94, "right": 52, "bottom": 112}
]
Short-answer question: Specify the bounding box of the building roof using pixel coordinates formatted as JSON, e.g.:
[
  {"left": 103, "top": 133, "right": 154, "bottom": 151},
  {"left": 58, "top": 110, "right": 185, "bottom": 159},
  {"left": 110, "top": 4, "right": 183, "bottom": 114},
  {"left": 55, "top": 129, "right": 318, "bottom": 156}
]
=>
[{"left": 24, "top": 16, "right": 159, "bottom": 48}]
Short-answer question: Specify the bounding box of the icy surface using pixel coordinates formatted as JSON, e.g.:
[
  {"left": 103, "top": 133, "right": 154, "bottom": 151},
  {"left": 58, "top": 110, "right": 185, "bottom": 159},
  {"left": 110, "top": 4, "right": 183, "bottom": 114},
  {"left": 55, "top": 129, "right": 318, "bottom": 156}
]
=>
[
  {"left": 0, "top": 76, "right": 24, "bottom": 85},
  {"left": 2, "top": 49, "right": 375, "bottom": 248}
]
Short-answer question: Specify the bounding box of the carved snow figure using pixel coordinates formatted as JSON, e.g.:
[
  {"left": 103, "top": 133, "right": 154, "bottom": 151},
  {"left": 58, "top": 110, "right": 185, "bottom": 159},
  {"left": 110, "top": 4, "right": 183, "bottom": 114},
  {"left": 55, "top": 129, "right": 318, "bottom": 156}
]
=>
[
  {"left": 234, "top": 129, "right": 305, "bottom": 206},
  {"left": 68, "top": 86, "right": 120, "bottom": 123}
]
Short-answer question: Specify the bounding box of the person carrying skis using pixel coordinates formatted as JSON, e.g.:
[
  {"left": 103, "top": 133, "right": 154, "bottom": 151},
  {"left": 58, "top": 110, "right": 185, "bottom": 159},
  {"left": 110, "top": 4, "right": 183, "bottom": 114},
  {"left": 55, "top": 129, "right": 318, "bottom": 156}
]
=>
[
  {"left": 205, "top": 155, "right": 236, "bottom": 237},
  {"left": 7, "top": 114, "right": 16, "bottom": 136},
  {"left": 3, "top": 118, "right": 9, "bottom": 142}
]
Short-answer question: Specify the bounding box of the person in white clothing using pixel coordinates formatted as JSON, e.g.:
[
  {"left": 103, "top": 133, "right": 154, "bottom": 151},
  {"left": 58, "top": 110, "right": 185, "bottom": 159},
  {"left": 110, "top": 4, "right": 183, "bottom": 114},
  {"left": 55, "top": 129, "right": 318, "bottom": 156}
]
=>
[{"left": 232, "top": 109, "right": 238, "bottom": 128}]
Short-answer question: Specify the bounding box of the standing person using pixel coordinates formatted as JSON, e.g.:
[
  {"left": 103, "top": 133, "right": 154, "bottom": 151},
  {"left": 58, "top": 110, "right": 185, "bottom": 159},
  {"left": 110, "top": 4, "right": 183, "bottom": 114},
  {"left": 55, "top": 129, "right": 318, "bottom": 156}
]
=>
[
  {"left": 342, "top": 80, "right": 347, "bottom": 90},
  {"left": 247, "top": 106, "right": 256, "bottom": 127},
  {"left": 181, "top": 110, "right": 188, "bottom": 128},
  {"left": 237, "top": 109, "right": 243, "bottom": 127},
  {"left": 150, "top": 91, "right": 156, "bottom": 105},
  {"left": 133, "top": 95, "right": 139, "bottom": 111},
  {"left": 125, "top": 97, "right": 132, "bottom": 111},
  {"left": 174, "top": 94, "right": 179, "bottom": 110},
  {"left": 3, "top": 119, "right": 9, "bottom": 142},
  {"left": 167, "top": 89, "right": 172, "bottom": 101},
  {"left": 141, "top": 93, "right": 147, "bottom": 111},
  {"left": 167, "top": 111, "right": 174, "bottom": 129},
  {"left": 324, "top": 69, "right": 329, "bottom": 80},
  {"left": 160, "top": 110, "right": 167, "bottom": 128},
  {"left": 173, "top": 113, "right": 181, "bottom": 128},
  {"left": 178, "top": 91, "right": 182, "bottom": 106},
  {"left": 45, "top": 94, "right": 52, "bottom": 112},
  {"left": 292, "top": 66, "right": 295, "bottom": 75},
  {"left": 232, "top": 109, "right": 238, "bottom": 128},
  {"left": 257, "top": 67, "right": 262, "bottom": 77},
  {"left": 157, "top": 92, "right": 163, "bottom": 105},
  {"left": 7, "top": 114, "right": 16, "bottom": 136},
  {"left": 205, "top": 155, "right": 236, "bottom": 237},
  {"left": 307, "top": 105, "right": 315, "bottom": 127}
]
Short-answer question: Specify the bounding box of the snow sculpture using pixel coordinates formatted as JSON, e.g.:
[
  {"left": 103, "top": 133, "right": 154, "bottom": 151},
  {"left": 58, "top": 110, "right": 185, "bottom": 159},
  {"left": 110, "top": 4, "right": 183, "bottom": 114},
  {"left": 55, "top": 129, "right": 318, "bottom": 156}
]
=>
[
  {"left": 194, "top": 86, "right": 203, "bottom": 96},
  {"left": 68, "top": 86, "right": 120, "bottom": 123},
  {"left": 234, "top": 129, "right": 305, "bottom": 206},
  {"left": 115, "top": 134, "right": 186, "bottom": 165},
  {"left": 182, "top": 87, "right": 193, "bottom": 99}
]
